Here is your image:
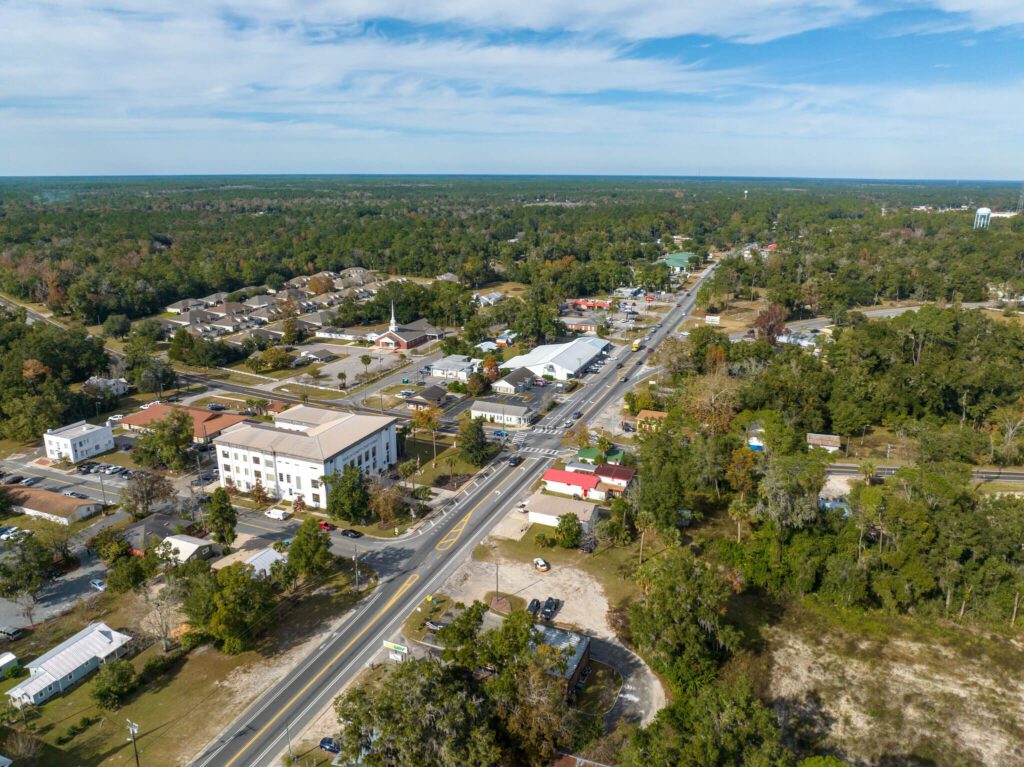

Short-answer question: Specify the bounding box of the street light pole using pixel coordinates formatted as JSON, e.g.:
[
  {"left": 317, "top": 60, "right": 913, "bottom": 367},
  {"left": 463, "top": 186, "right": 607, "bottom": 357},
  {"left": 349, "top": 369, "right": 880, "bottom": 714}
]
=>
[
  {"left": 127, "top": 719, "right": 141, "bottom": 767},
  {"left": 354, "top": 542, "right": 359, "bottom": 590}
]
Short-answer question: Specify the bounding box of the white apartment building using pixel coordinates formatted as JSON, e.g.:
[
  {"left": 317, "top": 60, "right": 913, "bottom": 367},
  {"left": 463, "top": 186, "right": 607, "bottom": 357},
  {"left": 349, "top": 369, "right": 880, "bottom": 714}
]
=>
[
  {"left": 43, "top": 420, "right": 115, "bottom": 464},
  {"left": 213, "top": 406, "right": 397, "bottom": 509}
]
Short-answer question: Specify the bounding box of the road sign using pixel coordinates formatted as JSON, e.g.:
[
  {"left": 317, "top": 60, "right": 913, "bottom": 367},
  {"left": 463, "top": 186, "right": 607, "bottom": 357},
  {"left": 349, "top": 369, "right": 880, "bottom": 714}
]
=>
[
  {"left": 389, "top": 651, "right": 405, "bottom": 662},
  {"left": 383, "top": 640, "right": 408, "bottom": 654}
]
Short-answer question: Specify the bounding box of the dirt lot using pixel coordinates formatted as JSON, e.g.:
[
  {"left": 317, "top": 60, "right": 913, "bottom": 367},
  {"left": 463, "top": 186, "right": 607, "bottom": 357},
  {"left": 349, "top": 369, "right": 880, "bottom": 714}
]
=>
[
  {"left": 764, "top": 605, "right": 1024, "bottom": 767},
  {"left": 442, "top": 557, "right": 617, "bottom": 639}
]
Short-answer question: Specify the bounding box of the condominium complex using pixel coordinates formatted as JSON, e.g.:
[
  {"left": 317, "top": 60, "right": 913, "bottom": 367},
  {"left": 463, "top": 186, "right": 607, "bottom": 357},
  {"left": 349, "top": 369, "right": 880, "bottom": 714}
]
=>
[{"left": 213, "top": 406, "right": 397, "bottom": 508}]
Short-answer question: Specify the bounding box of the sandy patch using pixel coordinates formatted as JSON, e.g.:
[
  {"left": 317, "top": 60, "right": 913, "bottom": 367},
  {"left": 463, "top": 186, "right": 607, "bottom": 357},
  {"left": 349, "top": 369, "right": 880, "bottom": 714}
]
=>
[
  {"left": 490, "top": 511, "right": 532, "bottom": 541},
  {"left": 440, "top": 557, "right": 616, "bottom": 640},
  {"left": 768, "top": 628, "right": 1024, "bottom": 766},
  {"left": 820, "top": 474, "right": 855, "bottom": 499}
]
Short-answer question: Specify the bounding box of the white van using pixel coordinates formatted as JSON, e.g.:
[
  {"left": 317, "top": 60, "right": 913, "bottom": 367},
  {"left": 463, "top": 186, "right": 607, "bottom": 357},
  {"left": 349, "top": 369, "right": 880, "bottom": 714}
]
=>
[{"left": 265, "top": 509, "right": 292, "bottom": 521}]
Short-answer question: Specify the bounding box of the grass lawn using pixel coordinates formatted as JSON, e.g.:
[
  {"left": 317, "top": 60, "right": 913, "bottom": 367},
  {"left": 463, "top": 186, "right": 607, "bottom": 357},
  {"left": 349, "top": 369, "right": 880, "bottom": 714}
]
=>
[
  {"left": 482, "top": 590, "right": 526, "bottom": 615},
  {"left": 0, "top": 511, "right": 100, "bottom": 539},
  {"left": 188, "top": 394, "right": 251, "bottom": 410},
  {"left": 475, "top": 524, "right": 669, "bottom": 608},
  {"left": 576, "top": 660, "right": 623, "bottom": 717},
  {"left": 405, "top": 443, "right": 480, "bottom": 488},
  {"left": 225, "top": 360, "right": 300, "bottom": 381},
  {"left": 0, "top": 438, "right": 35, "bottom": 459},
  {"left": 402, "top": 594, "right": 451, "bottom": 643},
  {"left": 274, "top": 383, "right": 348, "bottom": 400},
  {"left": 4, "top": 561, "right": 374, "bottom": 766}
]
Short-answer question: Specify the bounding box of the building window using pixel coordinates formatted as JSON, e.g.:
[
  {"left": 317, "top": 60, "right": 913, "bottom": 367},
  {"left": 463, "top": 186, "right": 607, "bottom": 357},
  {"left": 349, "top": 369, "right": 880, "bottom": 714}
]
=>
[
  {"left": 254, "top": 470, "right": 261, "bottom": 480},
  {"left": 221, "top": 450, "right": 229, "bottom": 458},
  {"left": 279, "top": 473, "right": 284, "bottom": 482},
  {"left": 295, "top": 476, "right": 302, "bottom": 490},
  {"left": 223, "top": 465, "right": 231, "bottom": 473},
  {"left": 311, "top": 479, "right": 320, "bottom": 489},
  {"left": 311, "top": 493, "right": 320, "bottom": 504}
]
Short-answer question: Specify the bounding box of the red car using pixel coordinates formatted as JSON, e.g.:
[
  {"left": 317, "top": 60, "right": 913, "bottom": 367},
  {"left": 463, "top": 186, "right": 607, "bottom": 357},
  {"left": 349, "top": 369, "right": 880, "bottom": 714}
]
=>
[{"left": 319, "top": 520, "right": 336, "bottom": 532}]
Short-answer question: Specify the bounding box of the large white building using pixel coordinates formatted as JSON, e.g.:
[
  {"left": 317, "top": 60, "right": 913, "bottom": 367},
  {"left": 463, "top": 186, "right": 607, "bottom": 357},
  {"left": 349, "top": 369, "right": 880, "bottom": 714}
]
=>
[
  {"left": 213, "top": 406, "right": 397, "bottom": 509},
  {"left": 43, "top": 420, "right": 114, "bottom": 464},
  {"left": 502, "top": 337, "right": 610, "bottom": 381}
]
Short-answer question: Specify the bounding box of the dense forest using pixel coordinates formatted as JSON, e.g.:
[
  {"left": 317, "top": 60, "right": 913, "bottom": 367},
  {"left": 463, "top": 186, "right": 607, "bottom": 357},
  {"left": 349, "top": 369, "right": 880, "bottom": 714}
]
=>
[{"left": 0, "top": 176, "right": 1020, "bottom": 324}]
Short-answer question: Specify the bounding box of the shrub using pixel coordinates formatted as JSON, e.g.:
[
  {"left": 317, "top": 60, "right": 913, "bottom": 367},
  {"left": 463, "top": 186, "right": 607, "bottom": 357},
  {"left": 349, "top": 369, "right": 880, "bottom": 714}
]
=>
[
  {"left": 90, "top": 660, "right": 137, "bottom": 710},
  {"left": 140, "top": 650, "right": 185, "bottom": 684}
]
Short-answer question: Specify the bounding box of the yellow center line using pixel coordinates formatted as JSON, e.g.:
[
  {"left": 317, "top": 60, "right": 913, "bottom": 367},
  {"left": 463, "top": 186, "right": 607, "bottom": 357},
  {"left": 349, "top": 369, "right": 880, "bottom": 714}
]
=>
[
  {"left": 224, "top": 573, "right": 420, "bottom": 767},
  {"left": 434, "top": 464, "right": 530, "bottom": 552}
]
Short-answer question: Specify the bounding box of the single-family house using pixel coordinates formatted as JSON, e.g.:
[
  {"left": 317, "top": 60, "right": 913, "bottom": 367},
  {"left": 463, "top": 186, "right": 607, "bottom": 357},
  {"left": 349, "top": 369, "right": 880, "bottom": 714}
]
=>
[
  {"left": 406, "top": 385, "right": 448, "bottom": 411},
  {"left": 595, "top": 464, "right": 635, "bottom": 494},
  {"left": 123, "top": 514, "right": 192, "bottom": 556},
  {"left": 159, "top": 534, "right": 215, "bottom": 564},
  {"left": 0, "top": 653, "right": 19, "bottom": 676},
  {"left": 474, "top": 291, "right": 504, "bottom": 307},
  {"left": 298, "top": 347, "right": 337, "bottom": 363},
  {"left": 495, "top": 330, "right": 518, "bottom": 348},
  {"left": 167, "top": 308, "right": 219, "bottom": 326},
  {"left": 636, "top": 410, "right": 668, "bottom": 432},
  {"left": 491, "top": 367, "right": 534, "bottom": 395},
  {"left": 166, "top": 298, "right": 206, "bottom": 315},
  {"left": 201, "top": 292, "right": 230, "bottom": 305},
  {"left": 430, "top": 355, "right": 480, "bottom": 382},
  {"left": 245, "top": 294, "right": 277, "bottom": 310},
  {"left": 7, "top": 623, "right": 132, "bottom": 707},
  {"left": 245, "top": 547, "right": 286, "bottom": 578},
  {"left": 470, "top": 399, "right": 535, "bottom": 427},
  {"left": 7, "top": 487, "right": 103, "bottom": 526},
  {"left": 83, "top": 376, "right": 131, "bottom": 396},
  {"left": 542, "top": 468, "right": 604, "bottom": 500},
  {"left": 535, "top": 624, "right": 592, "bottom": 694},
  {"left": 575, "top": 447, "right": 602, "bottom": 465},
  {"left": 561, "top": 316, "right": 600, "bottom": 335},
  {"left": 475, "top": 341, "right": 500, "bottom": 353},
  {"left": 206, "top": 301, "right": 248, "bottom": 317},
  {"left": 524, "top": 492, "right": 599, "bottom": 535},
  {"left": 807, "top": 433, "right": 842, "bottom": 453},
  {"left": 44, "top": 420, "right": 114, "bottom": 463},
  {"left": 435, "top": 272, "right": 460, "bottom": 283},
  {"left": 564, "top": 459, "right": 597, "bottom": 475}
]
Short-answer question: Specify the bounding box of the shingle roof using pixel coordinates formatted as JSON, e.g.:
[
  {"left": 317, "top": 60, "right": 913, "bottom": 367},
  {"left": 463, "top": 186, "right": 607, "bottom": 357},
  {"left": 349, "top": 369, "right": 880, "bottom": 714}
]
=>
[
  {"left": 7, "top": 487, "right": 99, "bottom": 519},
  {"left": 120, "top": 404, "right": 249, "bottom": 440}
]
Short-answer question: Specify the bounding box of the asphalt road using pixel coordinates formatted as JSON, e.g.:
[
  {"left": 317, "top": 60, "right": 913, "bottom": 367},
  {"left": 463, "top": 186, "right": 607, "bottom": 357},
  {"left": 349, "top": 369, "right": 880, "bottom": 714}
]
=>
[{"left": 189, "top": 271, "right": 716, "bottom": 767}]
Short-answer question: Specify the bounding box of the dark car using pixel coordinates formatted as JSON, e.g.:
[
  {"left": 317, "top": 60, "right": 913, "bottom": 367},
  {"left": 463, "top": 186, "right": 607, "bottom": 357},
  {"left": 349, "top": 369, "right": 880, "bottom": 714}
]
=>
[
  {"left": 319, "top": 737, "right": 341, "bottom": 754},
  {"left": 3, "top": 475, "right": 23, "bottom": 485},
  {"left": 341, "top": 529, "right": 363, "bottom": 539},
  {"left": 527, "top": 598, "right": 541, "bottom": 617},
  {"left": 540, "top": 597, "right": 559, "bottom": 621},
  {"left": 508, "top": 454, "right": 523, "bottom": 467},
  {"left": 206, "top": 403, "right": 226, "bottom": 411},
  {"left": 572, "top": 411, "right": 583, "bottom": 419},
  {"left": 616, "top": 362, "right": 624, "bottom": 369}
]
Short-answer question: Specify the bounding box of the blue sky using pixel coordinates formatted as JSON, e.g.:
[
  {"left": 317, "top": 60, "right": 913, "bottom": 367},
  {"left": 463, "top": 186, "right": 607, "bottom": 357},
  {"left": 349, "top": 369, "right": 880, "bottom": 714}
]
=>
[{"left": 0, "top": 1, "right": 1021, "bottom": 178}]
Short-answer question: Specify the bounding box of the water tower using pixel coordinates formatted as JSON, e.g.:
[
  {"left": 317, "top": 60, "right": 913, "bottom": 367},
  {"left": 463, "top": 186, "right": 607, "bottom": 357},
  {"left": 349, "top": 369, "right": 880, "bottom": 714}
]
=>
[{"left": 974, "top": 207, "right": 991, "bottom": 230}]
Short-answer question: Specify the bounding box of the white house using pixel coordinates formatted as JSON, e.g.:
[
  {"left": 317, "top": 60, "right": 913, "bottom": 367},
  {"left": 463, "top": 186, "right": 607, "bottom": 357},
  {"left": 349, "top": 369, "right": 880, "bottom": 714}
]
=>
[
  {"left": 807, "top": 433, "right": 842, "bottom": 453},
  {"left": 83, "top": 376, "right": 131, "bottom": 396},
  {"left": 491, "top": 368, "right": 534, "bottom": 395},
  {"left": 245, "top": 547, "right": 286, "bottom": 578},
  {"left": 470, "top": 399, "right": 535, "bottom": 427},
  {"left": 214, "top": 406, "right": 397, "bottom": 509},
  {"left": 502, "top": 338, "right": 610, "bottom": 381},
  {"left": 7, "top": 623, "right": 132, "bottom": 708},
  {"left": 159, "top": 534, "right": 215, "bottom": 564},
  {"left": 542, "top": 468, "right": 605, "bottom": 501},
  {"left": 7, "top": 487, "right": 103, "bottom": 526},
  {"left": 44, "top": 420, "right": 114, "bottom": 464},
  {"left": 524, "top": 492, "right": 598, "bottom": 534},
  {"left": 429, "top": 355, "right": 480, "bottom": 382}
]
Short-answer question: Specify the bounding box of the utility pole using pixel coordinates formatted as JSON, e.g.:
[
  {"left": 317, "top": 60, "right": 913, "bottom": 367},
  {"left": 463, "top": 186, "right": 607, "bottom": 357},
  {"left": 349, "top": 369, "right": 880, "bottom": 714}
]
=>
[
  {"left": 285, "top": 718, "right": 293, "bottom": 760},
  {"left": 353, "top": 542, "right": 359, "bottom": 590},
  {"left": 127, "top": 719, "right": 141, "bottom": 767}
]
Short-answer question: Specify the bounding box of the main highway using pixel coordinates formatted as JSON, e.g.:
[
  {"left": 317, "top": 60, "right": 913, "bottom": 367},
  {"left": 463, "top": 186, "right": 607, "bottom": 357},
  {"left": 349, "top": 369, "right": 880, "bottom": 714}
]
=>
[{"left": 188, "top": 267, "right": 715, "bottom": 767}]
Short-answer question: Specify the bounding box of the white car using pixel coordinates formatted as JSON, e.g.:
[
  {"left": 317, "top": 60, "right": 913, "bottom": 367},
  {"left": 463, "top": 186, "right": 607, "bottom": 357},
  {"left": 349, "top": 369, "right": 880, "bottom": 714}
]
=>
[
  {"left": 516, "top": 500, "right": 529, "bottom": 513},
  {"left": 107, "top": 413, "right": 125, "bottom": 421}
]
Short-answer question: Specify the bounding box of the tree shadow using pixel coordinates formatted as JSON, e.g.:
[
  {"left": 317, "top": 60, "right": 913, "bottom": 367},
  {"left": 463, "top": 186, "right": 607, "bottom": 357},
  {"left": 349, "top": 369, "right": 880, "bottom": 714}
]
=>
[{"left": 774, "top": 689, "right": 836, "bottom": 753}]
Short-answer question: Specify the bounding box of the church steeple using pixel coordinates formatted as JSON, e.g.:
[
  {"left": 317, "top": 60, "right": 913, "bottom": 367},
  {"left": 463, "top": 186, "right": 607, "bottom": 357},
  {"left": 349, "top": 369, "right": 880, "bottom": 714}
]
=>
[{"left": 389, "top": 301, "right": 398, "bottom": 333}]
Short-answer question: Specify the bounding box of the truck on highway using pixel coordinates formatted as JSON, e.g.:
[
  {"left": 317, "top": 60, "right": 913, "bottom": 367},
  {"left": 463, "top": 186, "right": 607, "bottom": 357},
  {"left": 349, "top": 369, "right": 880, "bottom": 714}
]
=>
[{"left": 631, "top": 340, "right": 640, "bottom": 352}]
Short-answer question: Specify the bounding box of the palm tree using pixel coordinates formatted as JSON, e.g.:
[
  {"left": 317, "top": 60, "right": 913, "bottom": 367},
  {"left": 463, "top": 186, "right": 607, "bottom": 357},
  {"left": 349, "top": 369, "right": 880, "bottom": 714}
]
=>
[
  {"left": 337, "top": 371, "right": 347, "bottom": 390},
  {"left": 359, "top": 354, "right": 372, "bottom": 382}
]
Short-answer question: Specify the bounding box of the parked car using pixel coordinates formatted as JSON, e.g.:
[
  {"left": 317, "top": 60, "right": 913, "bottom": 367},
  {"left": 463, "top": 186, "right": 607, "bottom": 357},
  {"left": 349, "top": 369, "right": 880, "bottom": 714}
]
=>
[
  {"left": 319, "top": 738, "right": 341, "bottom": 754},
  {"left": 540, "top": 597, "right": 559, "bottom": 621},
  {"left": 19, "top": 477, "right": 39, "bottom": 487},
  {"left": 107, "top": 413, "right": 125, "bottom": 422},
  {"left": 507, "top": 455, "right": 523, "bottom": 467},
  {"left": 89, "top": 579, "right": 107, "bottom": 592},
  {"left": 533, "top": 557, "right": 550, "bottom": 573},
  {"left": 494, "top": 430, "right": 509, "bottom": 438},
  {"left": 0, "top": 626, "right": 23, "bottom": 641},
  {"left": 516, "top": 500, "right": 529, "bottom": 512},
  {"left": 527, "top": 598, "right": 541, "bottom": 617},
  {"left": 265, "top": 509, "right": 292, "bottom": 521},
  {"left": 341, "top": 529, "right": 363, "bottom": 539},
  {"left": 62, "top": 490, "right": 88, "bottom": 499},
  {"left": 0, "top": 528, "right": 21, "bottom": 541},
  {"left": 319, "top": 521, "right": 337, "bottom": 532},
  {"left": 2, "top": 475, "right": 23, "bottom": 485}
]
